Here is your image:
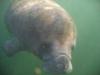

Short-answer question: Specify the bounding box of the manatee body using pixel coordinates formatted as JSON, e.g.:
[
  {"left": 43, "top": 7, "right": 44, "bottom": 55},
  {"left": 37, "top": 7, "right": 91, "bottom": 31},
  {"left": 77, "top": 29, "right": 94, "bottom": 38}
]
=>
[{"left": 4, "top": 0, "right": 76, "bottom": 74}]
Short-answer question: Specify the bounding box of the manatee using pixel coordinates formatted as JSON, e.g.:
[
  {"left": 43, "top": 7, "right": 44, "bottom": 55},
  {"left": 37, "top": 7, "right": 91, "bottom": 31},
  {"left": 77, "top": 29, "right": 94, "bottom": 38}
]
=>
[{"left": 4, "top": 0, "right": 76, "bottom": 74}]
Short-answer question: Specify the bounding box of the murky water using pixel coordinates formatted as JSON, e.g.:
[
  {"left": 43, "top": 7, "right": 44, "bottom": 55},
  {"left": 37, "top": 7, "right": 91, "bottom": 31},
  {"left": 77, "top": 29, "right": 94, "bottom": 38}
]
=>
[{"left": 0, "top": 0, "right": 100, "bottom": 75}]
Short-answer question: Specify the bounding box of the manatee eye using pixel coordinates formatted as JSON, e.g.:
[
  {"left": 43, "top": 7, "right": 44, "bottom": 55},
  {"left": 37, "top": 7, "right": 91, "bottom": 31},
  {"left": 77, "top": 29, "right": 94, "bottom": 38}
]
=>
[
  {"left": 38, "top": 42, "right": 52, "bottom": 54},
  {"left": 38, "top": 43, "right": 52, "bottom": 59},
  {"left": 40, "top": 43, "right": 51, "bottom": 50},
  {"left": 42, "top": 43, "right": 48, "bottom": 49}
]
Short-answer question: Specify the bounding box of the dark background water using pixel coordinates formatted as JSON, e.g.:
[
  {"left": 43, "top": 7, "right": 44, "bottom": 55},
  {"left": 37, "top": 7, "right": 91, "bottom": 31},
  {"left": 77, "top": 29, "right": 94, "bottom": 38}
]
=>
[{"left": 0, "top": 0, "right": 100, "bottom": 75}]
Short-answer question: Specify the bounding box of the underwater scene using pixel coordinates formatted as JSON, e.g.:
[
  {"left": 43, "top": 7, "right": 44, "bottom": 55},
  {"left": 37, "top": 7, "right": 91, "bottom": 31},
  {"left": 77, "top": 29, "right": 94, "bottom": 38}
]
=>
[{"left": 0, "top": 0, "right": 100, "bottom": 75}]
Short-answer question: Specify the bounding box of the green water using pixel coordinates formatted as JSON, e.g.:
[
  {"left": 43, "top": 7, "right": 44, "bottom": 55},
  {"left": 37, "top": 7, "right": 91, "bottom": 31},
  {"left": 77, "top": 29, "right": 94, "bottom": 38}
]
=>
[{"left": 0, "top": 0, "right": 100, "bottom": 75}]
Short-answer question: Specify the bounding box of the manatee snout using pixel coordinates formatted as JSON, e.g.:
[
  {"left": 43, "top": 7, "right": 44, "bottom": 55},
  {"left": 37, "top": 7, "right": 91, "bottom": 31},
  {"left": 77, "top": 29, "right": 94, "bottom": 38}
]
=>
[
  {"left": 36, "top": 41, "right": 73, "bottom": 74},
  {"left": 43, "top": 55, "right": 72, "bottom": 74}
]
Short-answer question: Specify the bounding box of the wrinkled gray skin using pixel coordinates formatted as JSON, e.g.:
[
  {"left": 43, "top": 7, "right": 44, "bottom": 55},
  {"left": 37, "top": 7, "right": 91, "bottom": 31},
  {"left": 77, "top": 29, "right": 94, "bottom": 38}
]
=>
[{"left": 4, "top": 0, "right": 76, "bottom": 74}]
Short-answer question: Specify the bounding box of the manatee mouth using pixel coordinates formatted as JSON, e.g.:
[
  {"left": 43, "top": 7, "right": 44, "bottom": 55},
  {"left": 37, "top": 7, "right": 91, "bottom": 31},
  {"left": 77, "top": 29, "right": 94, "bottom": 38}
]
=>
[{"left": 43, "top": 55, "right": 72, "bottom": 74}]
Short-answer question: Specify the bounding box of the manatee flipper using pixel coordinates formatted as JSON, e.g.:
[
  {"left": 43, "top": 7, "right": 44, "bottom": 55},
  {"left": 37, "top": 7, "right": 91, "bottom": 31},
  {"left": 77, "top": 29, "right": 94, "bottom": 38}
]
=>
[{"left": 4, "top": 37, "right": 24, "bottom": 56}]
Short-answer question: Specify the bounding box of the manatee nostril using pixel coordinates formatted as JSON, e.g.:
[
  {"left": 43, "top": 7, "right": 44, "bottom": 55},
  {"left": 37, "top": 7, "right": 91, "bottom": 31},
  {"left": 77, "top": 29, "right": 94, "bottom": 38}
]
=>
[{"left": 56, "top": 63, "right": 64, "bottom": 69}]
